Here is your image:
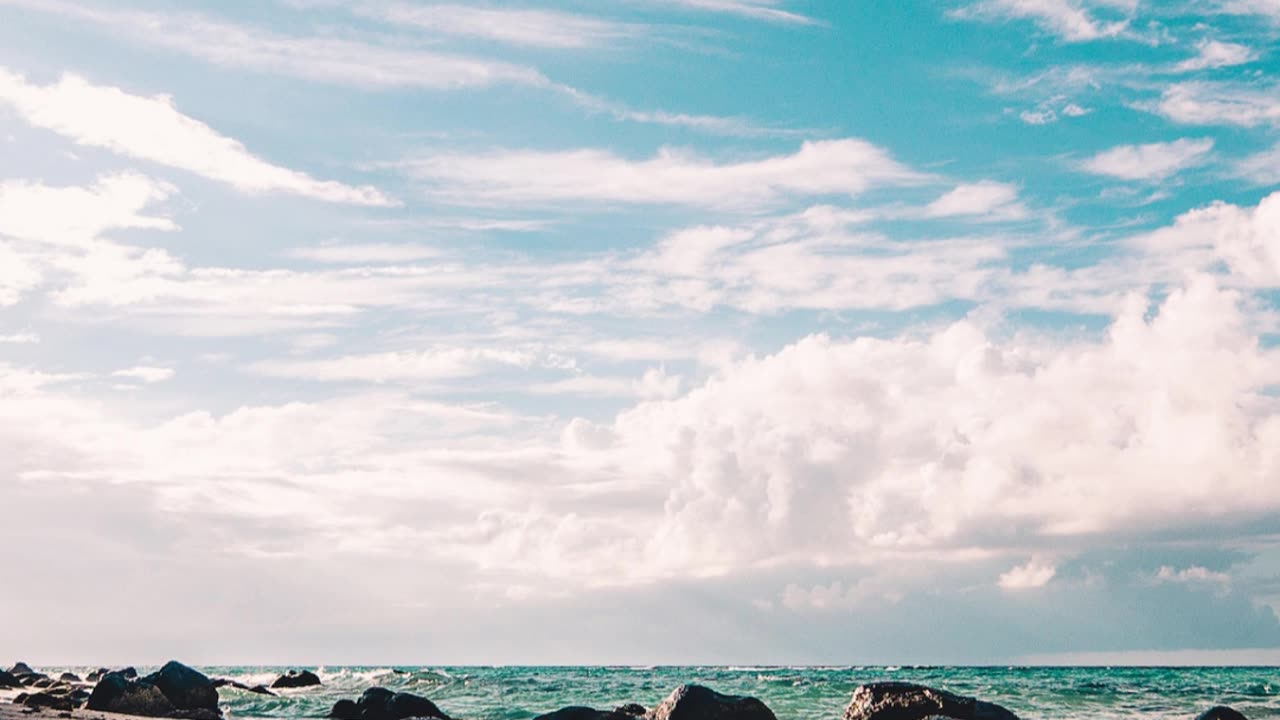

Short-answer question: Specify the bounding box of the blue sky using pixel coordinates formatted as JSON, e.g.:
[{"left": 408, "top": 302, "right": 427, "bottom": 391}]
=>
[{"left": 3, "top": 0, "right": 1280, "bottom": 665}]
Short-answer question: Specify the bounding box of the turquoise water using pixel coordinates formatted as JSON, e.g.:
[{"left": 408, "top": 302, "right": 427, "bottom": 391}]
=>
[{"left": 10, "top": 666, "right": 1280, "bottom": 720}]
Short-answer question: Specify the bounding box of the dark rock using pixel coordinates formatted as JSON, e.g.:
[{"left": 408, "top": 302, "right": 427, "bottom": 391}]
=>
[
  {"left": 536, "top": 707, "right": 637, "bottom": 720},
  {"left": 213, "top": 678, "right": 277, "bottom": 696},
  {"left": 19, "top": 690, "right": 81, "bottom": 711},
  {"left": 271, "top": 670, "right": 322, "bottom": 689},
  {"left": 171, "top": 710, "right": 222, "bottom": 720},
  {"left": 143, "top": 661, "right": 220, "bottom": 712},
  {"left": 843, "top": 682, "right": 1020, "bottom": 720},
  {"left": 14, "top": 693, "right": 29, "bottom": 704},
  {"left": 87, "top": 671, "right": 179, "bottom": 717},
  {"left": 647, "top": 685, "right": 776, "bottom": 720},
  {"left": 59, "top": 673, "right": 82, "bottom": 683},
  {"left": 32, "top": 678, "right": 54, "bottom": 688},
  {"left": 9, "top": 663, "right": 34, "bottom": 677},
  {"left": 1196, "top": 707, "right": 1248, "bottom": 720},
  {"left": 87, "top": 668, "right": 110, "bottom": 683},
  {"left": 329, "top": 688, "right": 450, "bottom": 720},
  {"left": 617, "top": 705, "right": 648, "bottom": 716},
  {"left": 330, "top": 699, "right": 361, "bottom": 720},
  {"left": 0, "top": 670, "right": 23, "bottom": 688},
  {"left": 122, "top": 667, "right": 139, "bottom": 680}
]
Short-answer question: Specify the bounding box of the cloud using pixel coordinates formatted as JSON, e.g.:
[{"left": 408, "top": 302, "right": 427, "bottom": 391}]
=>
[
  {"left": 248, "top": 348, "right": 546, "bottom": 383},
  {"left": 925, "top": 181, "right": 1026, "bottom": 219},
  {"left": 406, "top": 140, "right": 926, "bottom": 208},
  {"left": 0, "top": 172, "right": 177, "bottom": 247},
  {"left": 0, "top": 0, "right": 548, "bottom": 91},
  {"left": 346, "top": 2, "right": 643, "bottom": 48},
  {"left": 1173, "top": 39, "right": 1256, "bottom": 72},
  {"left": 1134, "top": 190, "right": 1280, "bottom": 287},
  {"left": 288, "top": 244, "right": 444, "bottom": 264},
  {"left": 1145, "top": 81, "right": 1280, "bottom": 127},
  {"left": 0, "top": 332, "right": 38, "bottom": 344},
  {"left": 1078, "top": 138, "right": 1214, "bottom": 181},
  {"left": 1234, "top": 142, "right": 1280, "bottom": 185},
  {"left": 113, "top": 366, "right": 175, "bottom": 383},
  {"left": 648, "top": 0, "right": 815, "bottom": 25},
  {"left": 1153, "top": 565, "right": 1231, "bottom": 585},
  {"left": 952, "top": 0, "right": 1133, "bottom": 42},
  {"left": 999, "top": 558, "right": 1057, "bottom": 590},
  {"left": 0, "top": 68, "right": 393, "bottom": 206}
]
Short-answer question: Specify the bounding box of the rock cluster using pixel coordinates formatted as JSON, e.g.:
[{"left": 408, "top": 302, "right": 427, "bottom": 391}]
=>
[
  {"left": 842, "top": 682, "right": 1020, "bottom": 720},
  {"left": 85, "top": 661, "right": 221, "bottom": 719},
  {"left": 329, "top": 688, "right": 452, "bottom": 720},
  {"left": 271, "top": 670, "right": 322, "bottom": 689}
]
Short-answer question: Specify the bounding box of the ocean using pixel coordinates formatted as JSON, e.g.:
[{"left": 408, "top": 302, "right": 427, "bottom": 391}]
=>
[{"left": 7, "top": 665, "right": 1279, "bottom": 720}]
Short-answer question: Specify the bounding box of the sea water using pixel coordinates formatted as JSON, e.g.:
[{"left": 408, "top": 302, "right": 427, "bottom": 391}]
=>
[{"left": 9, "top": 666, "right": 1280, "bottom": 720}]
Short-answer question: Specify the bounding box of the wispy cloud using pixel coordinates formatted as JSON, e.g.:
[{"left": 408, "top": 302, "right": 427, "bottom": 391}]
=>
[
  {"left": 113, "top": 365, "right": 175, "bottom": 383},
  {"left": 1078, "top": 138, "right": 1215, "bottom": 181},
  {"left": 1144, "top": 80, "right": 1280, "bottom": 127},
  {"left": 647, "top": 0, "right": 816, "bottom": 25},
  {"left": 952, "top": 0, "right": 1135, "bottom": 42},
  {"left": 0, "top": 68, "right": 394, "bottom": 205},
  {"left": 405, "top": 140, "right": 927, "bottom": 208},
  {"left": 1173, "top": 39, "right": 1256, "bottom": 72},
  {"left": 346, "top": 2, "right": 645, "bottom": 49}
]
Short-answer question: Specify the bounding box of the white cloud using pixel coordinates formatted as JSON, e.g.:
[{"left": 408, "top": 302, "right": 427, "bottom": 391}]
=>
[
  {"left": 0, "top": 0, "right": 548, "bottom": 91},
  {"left": 925, "top": 181, "right": 1026, "bottom": 219},
  {"left": 0, "top": 172, "right": 176, "bottom": 247},
  {"left": 1153, "top": 565, "right": 1231, "bottom": 584},
  {"left": 0, "top": 68, "right": 393, "bottom": 206},
  {"left": 1078, "top": 138, "right": 1214, "bottom": 180},
  {"left": 529, "top": 367, "right": 683, "bottom": 400},
  {"left": 1135, "top": 190, "right": 1280, "bottom": 287},
  {"left": 1173, "top": 39, "right": 1255, "bottom": 72},
  {"left": 248, "top": 348, "right": 542, "bottom": 382},
  {"left": 350, "top": 2, "right": 642, "bottom": 48},
  {"left": 407, "top": 140, "right": 925, "bottom": 208},
  {"left": 288, "top": 243, "right": 443, "bottom": 264},
  {"left": 998, "top": 558, "right": 1057, "bottom": 590},
  {"left": 1146, "top": 81, "right": 1280, "bottom": 127},
  {"left": 649, "top": 0, "right": 815, "bottom": 25},
  {"left": 0, "top": 332, "right": 38, "bottom": 344},
  {"left": 954, "top": 0, "right": 1132, "bottom": 42},
  {"left": 1235, "top": 142, "right": 1280, "bottom": 185},
  {"left": 113, "top": 366, "right": 174, "bottom": 383}
]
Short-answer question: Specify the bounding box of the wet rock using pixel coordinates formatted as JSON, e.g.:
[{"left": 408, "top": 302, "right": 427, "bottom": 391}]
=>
[
  {"left": 31, "top": 678, "right": 54, "bottom": 689},
  {"left": 86, "top": 668, "right": 109, "bottom": 683},
  {"left": 617, "top": 705, "right": 648, "bottom": 716},
  {"left": 8, "top": 663, "right": 34, "bottom": 677},
  {"left": 330, "top": 699, "right": 361, "bottom": 720},
  {"left": 843, "top": 682, "right": 1020, "bottom": 720},
  {"left": 271, "top": 670, "right": 322, "bottom": 689},
  {"left": 536, "top": 707, "right": 639, "bottom": 720},
  {"left": 213, "top": 678, "right": 276, "bottom": 696},
  {"left": 143, "top": 661, "right": 220, "bottom": 712},
  {"left": 87, "top": 672, "right": 178, "bottom": 717},
  {"left": 19, "top": 690, "right": 81, "bottom": 711},
  {"left": 646, "top": 685, "right": 776, "bottom": 720},
  {"left": 1196, "top": 708, "right": 1248, "bottom": 720},
  {"left": 59, "top": 673, "right": 82, "bottom": 683},
  {"left": 0, "top": 670, "right": 23, "bottom": 688},
  {"left": 329, "top": 688, "right": 450, "bottom": 720}
]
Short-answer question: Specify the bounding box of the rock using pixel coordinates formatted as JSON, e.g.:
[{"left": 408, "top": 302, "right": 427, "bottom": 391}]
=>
[
  {"left": 122, "top": 667, "right": 139, "bottom": 680},
  {"left": 213, "top": 678, "right": 277, "bottom": 696},
  {"left": 271, "top": 670, "right": 322, "bottom": 689},
  {"left": 329, "top": 688, "right": 450, "bottom": 720},
  {"left": 842, "top": 682, "right": 1020, "bottom": 720},
  {"left": 647, "top": 685, "right": 776, "bottom": 720},
  {"left": 86, "top": 669, "right": 109, "bottom": 683},
  {"left": 330, "top": 699, "right": 361, "bottom": 720},
  {"left": 87, "top": 672, "right": 178, "bottom": 717},
  {"left": 536, "top": 707, "right": 638, "bottom": 720},
  {"left": 59, "top": 673, "right": 82, "bottom": 683},
  {"left": 19, "top": 690, "right": 81, "bottom": 711},
  {"left": 1196, "top": 708, "right": 1248, "bottom": 720},
  {"left": 617, "top": 705, "right": 648, "bottom": 716},
  {"left": 171, "top": 710, "right": 222, "bottom": 720},
  {"left": 143, "top": 661, "right": 220, "bottom": 712},
  {"left": 0, "top": 670, "right": 23, "bottom": 688},
  {"left": 9, "top": 663, "right": 34, "bottom": 677},
  {"left": 32, "top": 678, "right": 54, "bottom": 688}
]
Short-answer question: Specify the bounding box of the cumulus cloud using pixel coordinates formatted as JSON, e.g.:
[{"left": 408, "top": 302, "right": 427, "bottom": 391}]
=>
[
  {"left": 0, "top": 68, "right": 393, "bottom": 205},
  {"left": 405, "top": 140, "right": 926, "bottom": 208},
  {"left": 999, "top": 558, "right": 1057, "bottom": 590},
  {"left": 925, "top": 181, "right": 1026, "bottom": 219},
  {"left": 952, "top": 0, "right": 1134, "bottom": 42},
  {"left": 1078, "top": 138, "right": 1214, "bottom": 181},
  {"left": 1153, "top": 565, "right": 1231, "bottom": 585}
]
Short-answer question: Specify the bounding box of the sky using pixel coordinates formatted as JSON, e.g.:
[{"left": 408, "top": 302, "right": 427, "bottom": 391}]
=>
[{"left": 2, "top": 0, "right": 1280, "bottom": 666}]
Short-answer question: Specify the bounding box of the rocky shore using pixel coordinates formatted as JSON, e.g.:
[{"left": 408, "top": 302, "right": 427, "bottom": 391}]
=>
[{"left": 0, "top": 662, "right": 1256, "bottom": 720}]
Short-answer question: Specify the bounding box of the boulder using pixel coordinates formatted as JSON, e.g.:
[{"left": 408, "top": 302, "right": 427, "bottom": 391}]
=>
[
  {"left": 536, "top": 707, "right": 639, "bottom": 720},
  {"left": 143, "top": 661, "right": 220, "bottom": 712},
  {"left": 9, "top": 663, "right": 34, "bottom": 677},
  {"left": 843, "top": 682, "right": 1020, "bottom": 720},
  {"left": 59, "top": 673, "right": 82, "bottom": 683},
  {"left": 1196, "top": 708, "right": 1248, "bottom": 720},
  {"left": 212, "top": 678, "right": 276, "bottom": 696},
  {"left": 18, "top": 688, "right": 85, "bottom": 712},
  {"left": 271, "top": 670, "right": 322, "bottom": 689},
  {"left": 646, "top": 686, "right": 776, "bottom": 720},
  {"left": 87, "top": 672, "right": 178, "bottom": 717},
  {"left": 0, "top": 670, "right": 23, "bottom": 688},
  {"left": 617, "top": 706, "right": 648, "bottom": 716},
  {"left": 32, "top": 678, "right": 54, "bottom": 688},
  {"left": 328, "top": 688, "right": 450, "bottom": 720},
  {"left": 330, "top": 699, "right": 361, "bottom": 720},
  {"left": 87, "top": 668, "right": 110, "bottom": 683}
]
